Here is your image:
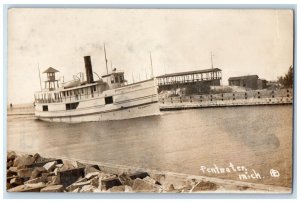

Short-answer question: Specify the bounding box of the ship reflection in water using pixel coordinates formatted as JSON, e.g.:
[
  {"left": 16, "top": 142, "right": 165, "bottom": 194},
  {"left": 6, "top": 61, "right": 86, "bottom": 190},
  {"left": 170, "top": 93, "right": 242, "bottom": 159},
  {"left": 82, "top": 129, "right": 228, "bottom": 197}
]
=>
[{"left": 7, "top": 105, "right": 292, "bottom": 188}]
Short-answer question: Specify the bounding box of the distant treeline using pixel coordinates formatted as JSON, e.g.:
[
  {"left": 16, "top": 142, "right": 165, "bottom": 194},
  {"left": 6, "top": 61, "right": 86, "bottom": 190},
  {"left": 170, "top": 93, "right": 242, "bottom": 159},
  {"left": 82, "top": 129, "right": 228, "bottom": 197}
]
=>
[{"left": 278, "top": 66, "right": 293, "bottom": 88}]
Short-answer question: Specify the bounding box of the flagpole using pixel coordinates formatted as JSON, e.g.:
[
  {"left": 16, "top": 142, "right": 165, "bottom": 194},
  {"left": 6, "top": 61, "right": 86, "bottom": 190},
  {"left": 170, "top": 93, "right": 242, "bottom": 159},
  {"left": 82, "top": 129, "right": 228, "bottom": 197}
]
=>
[{"left": 38, "top": 63, "right": 42, "bottom": 91}]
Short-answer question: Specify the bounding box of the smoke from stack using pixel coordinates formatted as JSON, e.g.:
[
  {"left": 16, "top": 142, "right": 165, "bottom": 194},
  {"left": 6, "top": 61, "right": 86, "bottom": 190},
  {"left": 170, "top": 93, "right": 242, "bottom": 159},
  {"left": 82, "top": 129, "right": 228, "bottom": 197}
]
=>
[{"left": 84, "top": 56, "right": 94, "bottom": 84}]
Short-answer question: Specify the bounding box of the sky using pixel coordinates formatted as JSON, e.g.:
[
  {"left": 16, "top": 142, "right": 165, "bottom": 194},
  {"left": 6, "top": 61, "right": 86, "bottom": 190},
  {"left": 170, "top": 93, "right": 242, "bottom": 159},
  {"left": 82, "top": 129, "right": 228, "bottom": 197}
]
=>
[{"left": 8, "top": 9, "right": 293, "bottom": 104}]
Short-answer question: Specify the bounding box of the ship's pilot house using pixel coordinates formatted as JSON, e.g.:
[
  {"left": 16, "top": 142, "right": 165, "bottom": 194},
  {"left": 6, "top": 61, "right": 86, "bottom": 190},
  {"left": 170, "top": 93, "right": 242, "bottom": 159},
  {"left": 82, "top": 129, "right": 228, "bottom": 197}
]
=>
[
  {"left": 102, "top": 69, "right": 126, "bottom": 89},
  {"left": 43, "top": 67, "right": 59, "bottom": 90}
]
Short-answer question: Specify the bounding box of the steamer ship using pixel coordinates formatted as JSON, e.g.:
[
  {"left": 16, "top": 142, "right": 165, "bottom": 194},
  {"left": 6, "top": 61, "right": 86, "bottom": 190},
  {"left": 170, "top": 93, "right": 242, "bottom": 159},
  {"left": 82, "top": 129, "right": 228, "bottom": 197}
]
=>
[{"left": 34, "top": 55, "right": 160, "bottom": 123}]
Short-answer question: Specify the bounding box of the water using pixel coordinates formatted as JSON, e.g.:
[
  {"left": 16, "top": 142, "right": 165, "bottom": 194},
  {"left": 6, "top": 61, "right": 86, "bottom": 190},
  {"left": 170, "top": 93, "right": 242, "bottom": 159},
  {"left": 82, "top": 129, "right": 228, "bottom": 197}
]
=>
[{"left": 7, "top": 105, "right": 293, "bottom": 188}]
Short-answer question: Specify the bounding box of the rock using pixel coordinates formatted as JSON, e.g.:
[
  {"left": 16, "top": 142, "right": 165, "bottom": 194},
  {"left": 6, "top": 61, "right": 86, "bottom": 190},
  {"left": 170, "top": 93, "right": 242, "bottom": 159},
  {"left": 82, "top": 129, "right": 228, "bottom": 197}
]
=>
[
  {"left": 33, "top": 153, "right": 43, "bottom": 163},
  {"left": 185, "top": 178, "right": 197, "bottom": 187},
  {"left": 7, "top": 160, "right": 13, "bottom": 168},
  {"left": 24, "top": 176, "right": 47, "bottom": 184},
  {"left": 26, "top": 159, "right": 63, "bottom": 168},
  {"left": 132, "top": 178, "right": 161, "bottom": 192},
  {"left": 74, "top": 177, "right": 88, "bottom": 184},
  {"left": 17, "top": 168, "right": 34, "bottom": 178},
  {"left": 118, "top": 173, "right": 134, "bottom": 186},
  {"left": 125, "top": 185, "right": 133, "bottom": 192},
  {"left": 60, "top": 160, "right": 77, "bottom": 171},
  {"left": 71, "top": 188, "right": 80, "bottom": 193},
  {"left": 8, "top": 167, "right": 18, "bottom": 172},
  {"left": 92, "top": 188, "right": 101, "bottom": 192},
  {"left": 66, "top": 180, "right": 91, "bottom": 191},
  {"left": 191, "top": 181, "right": 217, "bottom": 192},
  {"left": 7, "top": 182, "right": 13, "bottom": 190},
  {"left": 58, "top": 167, "right": 85, "bottom": 188},
  {"left": 30, "top": 167, "right": 47, "bottom": 179},
  {"left": 76, "top": 161, "right": 86, "bottom": 168},
  {"left": 98, "top": 172, "right": 116, "bottom": 179},
  {"left": 80, "top": 185, "right": 95, "bottom": 192},
  {"left": 99, "top": 176, "right": 122, "bottom": 191},
  {"left": 7, "top": 151, "right": 17, "bottom": 161},
  {"left": 129, "top": 171, "right": 149, "bottom": 180},
  {"left": 90, "top": 177, "right": 99, "bottom": 188},
  {"left": 49, "top": 175, "right": 61, "bottom": 185},
  {"left": 41, "top": 172, "right": 50, "bottom": 179},
  {"left": 143, "top": 176, "right": 160, "bottom": 185},
  {"left": 108, "top": 185, "right": 125, "bottom": 192},
  {"left": 53, "top": 168, "right": 59, "bottom": 176},
  {"left": 10, "top": 177, "right": 24, "bottom": 186},
  {"left": 164, "top": 184, "right": 176, "bottom": 192},
  {"left": 43, "top": 161, "right": 57, "bottom": 172},
  {"left": 7, "top": 175, "right": 18, "bottom": 184},
  {"left": 56, "top": 164, "right": 63, "bottom": 168},
  {"left": 172, "top": 179, "right": 197, "bottom": 192},
  {"left": 40, "top": 184, "right": 64, "bottom": 192},
  {"left": 162, "top": 175, "right": 188, "bottom": 191},
  {"left": 7, "top": 167, "right": 18, "bottom": 177},
  {"left": 84, "top": 165, "right": 100, "bottom": 175},
  {"left": 85, "top": 172, "right": 100, "bottom": 180},
  {"left": 150, "top": 174, "right": 165, "bottom": 185},
  {"left": 8, "top": 182, "right": 46, "bottom": 192},
  {"left": 13, "top": 155, "right": 35, "bottom": 169}
]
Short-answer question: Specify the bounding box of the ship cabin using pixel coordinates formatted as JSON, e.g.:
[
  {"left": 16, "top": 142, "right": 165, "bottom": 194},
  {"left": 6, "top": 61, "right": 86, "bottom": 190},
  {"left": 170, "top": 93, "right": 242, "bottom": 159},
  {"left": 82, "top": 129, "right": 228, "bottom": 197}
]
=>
[
  {"left": 34, "top": 74, "right": 126, "bottom": 105},
  {"left": 34, "top": 56, "right": 127, "bottom": 105},
  {"left": 102, "top": 69, "right": 126, "bottom": 89}
]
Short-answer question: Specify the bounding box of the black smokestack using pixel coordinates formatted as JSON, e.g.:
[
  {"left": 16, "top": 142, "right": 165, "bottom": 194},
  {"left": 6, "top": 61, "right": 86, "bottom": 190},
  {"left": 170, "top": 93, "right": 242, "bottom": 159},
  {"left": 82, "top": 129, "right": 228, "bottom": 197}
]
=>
[{"left": 84, "top": 56, "right": 94, "bottom": 84}]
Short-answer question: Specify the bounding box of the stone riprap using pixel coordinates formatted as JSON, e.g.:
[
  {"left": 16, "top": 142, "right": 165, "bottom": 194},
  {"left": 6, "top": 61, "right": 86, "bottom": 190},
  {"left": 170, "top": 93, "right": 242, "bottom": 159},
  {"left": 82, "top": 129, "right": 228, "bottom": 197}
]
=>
[{"left": 6, "top": 151, "right": 291, "bottom": 193}]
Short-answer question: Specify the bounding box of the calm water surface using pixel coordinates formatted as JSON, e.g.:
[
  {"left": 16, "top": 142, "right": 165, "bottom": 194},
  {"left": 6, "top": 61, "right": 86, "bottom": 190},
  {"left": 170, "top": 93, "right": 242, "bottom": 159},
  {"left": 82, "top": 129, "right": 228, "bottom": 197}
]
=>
[{"left": 7, "top": 105, "right": 293, "bottom": 187}]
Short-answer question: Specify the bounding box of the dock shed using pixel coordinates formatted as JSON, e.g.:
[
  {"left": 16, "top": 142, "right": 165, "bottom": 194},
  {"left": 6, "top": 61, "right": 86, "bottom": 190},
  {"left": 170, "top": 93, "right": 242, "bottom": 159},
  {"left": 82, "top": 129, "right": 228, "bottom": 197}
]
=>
[
  {"left": 228, "top": 75, "right": 267, "bottom": 90},
  {"left": 156, "top": 68, "right": 222, "bottom": 91}
]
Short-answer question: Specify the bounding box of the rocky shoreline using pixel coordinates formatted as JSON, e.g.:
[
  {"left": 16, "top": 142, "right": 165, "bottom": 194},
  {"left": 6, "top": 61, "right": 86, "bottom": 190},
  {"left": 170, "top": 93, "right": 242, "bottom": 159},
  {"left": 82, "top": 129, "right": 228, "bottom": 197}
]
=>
[{"left": 6, "top": 151, "right": 291, "bottom": 193}]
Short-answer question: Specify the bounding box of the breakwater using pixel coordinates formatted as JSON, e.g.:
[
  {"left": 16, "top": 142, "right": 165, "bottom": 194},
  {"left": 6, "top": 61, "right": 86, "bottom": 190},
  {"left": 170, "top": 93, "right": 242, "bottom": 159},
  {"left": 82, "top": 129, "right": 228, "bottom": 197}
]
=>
[
  {"left": 6, "top": 151, "right": 291, "bottom": 193},
  {"left": 159, "top": 88, "right": 292, "bottom": 110}
]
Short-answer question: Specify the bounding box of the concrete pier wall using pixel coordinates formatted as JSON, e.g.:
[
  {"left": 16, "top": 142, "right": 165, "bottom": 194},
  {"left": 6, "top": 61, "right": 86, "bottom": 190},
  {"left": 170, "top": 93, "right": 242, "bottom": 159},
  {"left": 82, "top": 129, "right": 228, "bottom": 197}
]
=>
[{"left": 159, "top": 88, "right": 293, "bottom": 110}]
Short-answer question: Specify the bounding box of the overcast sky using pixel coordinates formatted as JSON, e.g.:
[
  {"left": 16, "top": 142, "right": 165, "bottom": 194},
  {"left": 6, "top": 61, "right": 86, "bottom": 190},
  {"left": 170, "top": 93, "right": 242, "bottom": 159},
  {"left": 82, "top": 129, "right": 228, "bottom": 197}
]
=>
[{"left": 8, "top": 9, "right": 293, "bottom": 104}]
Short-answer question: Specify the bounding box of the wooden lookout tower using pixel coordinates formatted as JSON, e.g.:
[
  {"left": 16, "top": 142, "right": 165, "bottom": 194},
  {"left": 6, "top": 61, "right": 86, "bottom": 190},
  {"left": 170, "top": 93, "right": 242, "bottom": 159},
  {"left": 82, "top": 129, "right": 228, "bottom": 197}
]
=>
[{"left": 43, "top": 67, "right": 59, "bottom": 90}]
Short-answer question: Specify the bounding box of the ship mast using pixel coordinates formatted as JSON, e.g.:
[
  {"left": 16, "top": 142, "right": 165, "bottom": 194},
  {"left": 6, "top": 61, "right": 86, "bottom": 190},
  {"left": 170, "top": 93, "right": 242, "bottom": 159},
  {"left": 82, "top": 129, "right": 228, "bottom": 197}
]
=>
[
  {"left": 38, "top": 63, "right": 42, "bottom": 91},
  {"left": 210, "top": 51, "right": 214, "bottom": 69},
  {"left": 150, "top": 52, "right": 154, "bottom": 78},
  {"left": 103, "top": 43, "right": 109, "bottom": 83}
]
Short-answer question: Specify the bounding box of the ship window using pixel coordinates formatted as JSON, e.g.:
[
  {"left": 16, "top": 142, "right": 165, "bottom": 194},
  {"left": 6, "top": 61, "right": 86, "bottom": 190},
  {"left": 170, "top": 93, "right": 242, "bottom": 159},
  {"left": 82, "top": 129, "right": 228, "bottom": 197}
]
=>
[
  {"left": 111, "top": 77, "right": 114, "bottom": 84},
  {"left": 43, "top": 105, "right": 48, "bottom": 111},
  {"left": 115, "top": 76, "right": 119, "bottom": 83},
  {"left": 82, "top": 88, "right": 84, "bottom": 94},
  {"left": 66, "top": 102, "right": 79, "bottom": 110},
  {"left": 105, "top": 96, "right": 113, "bottom": 104}
]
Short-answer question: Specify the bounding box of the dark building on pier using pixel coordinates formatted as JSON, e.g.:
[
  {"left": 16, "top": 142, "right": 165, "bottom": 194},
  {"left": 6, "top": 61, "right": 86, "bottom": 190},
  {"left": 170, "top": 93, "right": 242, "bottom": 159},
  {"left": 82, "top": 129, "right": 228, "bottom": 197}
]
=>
[
  {"left": 228, "top": 75, "right": 267, "bottom": 90},
  {"left": 156, "top": 68, "right": 222, "bottom": 91}
]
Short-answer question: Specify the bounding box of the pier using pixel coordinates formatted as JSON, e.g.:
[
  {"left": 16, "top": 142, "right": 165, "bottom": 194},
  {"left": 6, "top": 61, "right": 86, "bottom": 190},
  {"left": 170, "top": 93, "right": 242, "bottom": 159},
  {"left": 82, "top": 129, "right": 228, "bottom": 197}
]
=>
[{"left": 159, "top": 88, "right": 293, "bottom": 111}]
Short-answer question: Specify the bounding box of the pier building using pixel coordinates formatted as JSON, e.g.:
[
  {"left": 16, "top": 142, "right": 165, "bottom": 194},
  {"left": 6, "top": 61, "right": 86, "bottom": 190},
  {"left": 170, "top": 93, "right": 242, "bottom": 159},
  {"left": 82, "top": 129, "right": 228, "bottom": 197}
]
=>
[{"left": 156, "top": 68, "right": 222, "bottom": 91}]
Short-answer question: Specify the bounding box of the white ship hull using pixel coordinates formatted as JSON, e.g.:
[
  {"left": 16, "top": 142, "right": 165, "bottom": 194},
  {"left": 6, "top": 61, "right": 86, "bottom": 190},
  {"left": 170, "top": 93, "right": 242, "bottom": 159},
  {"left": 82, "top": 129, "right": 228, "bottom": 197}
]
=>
[
  {"left": 37, "top": 102, "right": 160, "bottom": 123},
  {"left": 35, "top": 79, "right": 160, "bottom": 123}
]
